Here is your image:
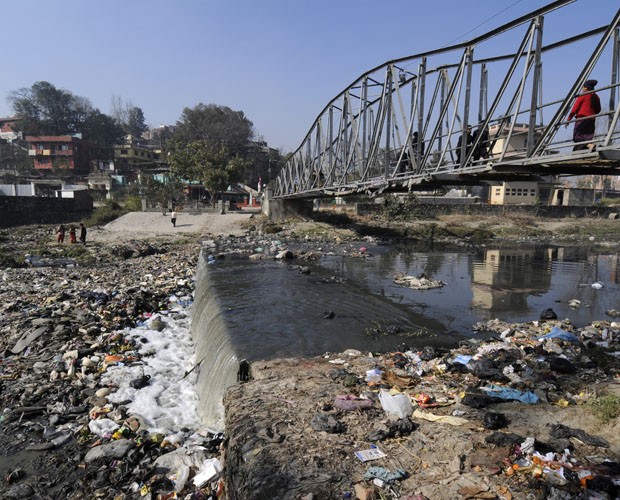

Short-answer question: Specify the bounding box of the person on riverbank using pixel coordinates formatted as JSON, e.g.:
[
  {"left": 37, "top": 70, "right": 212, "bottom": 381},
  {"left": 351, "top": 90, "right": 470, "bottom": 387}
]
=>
[
  {"left": 56, "top": 224, "right": 66, "bottom": 243},
  {"left": 171, "top": 210, "right": 177, "bottom": 228},
  {"left": 69, "top": 226, "right": 77, "bottom": 244},
  {"left": 79, "top": 223, "right": 87, "bottom": 245},
  {"left": 566, "top": 79, "right": 601, "bottom": 151}
]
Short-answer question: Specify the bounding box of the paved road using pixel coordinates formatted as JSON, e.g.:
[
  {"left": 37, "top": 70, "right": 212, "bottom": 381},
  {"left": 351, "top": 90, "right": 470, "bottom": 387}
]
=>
[{"left": 89, "top": 210, "right": 255, "bottom": 243}]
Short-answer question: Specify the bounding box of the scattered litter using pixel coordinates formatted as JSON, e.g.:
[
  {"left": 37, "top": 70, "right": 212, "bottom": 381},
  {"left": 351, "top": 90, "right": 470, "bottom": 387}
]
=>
[
  {"left": 480, "top": 384, "right": 539, "bottom": 404},
  {"left": 412, "top": 409, "right": 469, "bottom": 426},
  {"left": 378, "top": 390, "right": 413, "bottom": 418},
  {"left": 363, "top": 466, "right": 407, "bottom": 483},
  {"left": 354, "top": 446, "right": 387, "bottom": 462},
  {"left": 535, "top": 326, "right": 580, "bottom": 344},
  {"left": 334, "top": 394, "right": 373, "bottom": 411},
  {"left": 394, "top": 273, "right": 445, "bottom": 290}
]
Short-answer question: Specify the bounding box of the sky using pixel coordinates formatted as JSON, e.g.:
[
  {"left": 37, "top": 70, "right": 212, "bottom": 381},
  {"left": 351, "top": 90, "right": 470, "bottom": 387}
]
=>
[{"left": 1, "top": 0, "right": 617, "bottom": 153}]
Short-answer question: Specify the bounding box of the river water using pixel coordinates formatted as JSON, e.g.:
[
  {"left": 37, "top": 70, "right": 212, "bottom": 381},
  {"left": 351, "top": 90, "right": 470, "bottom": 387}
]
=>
[{"left": 202, "top": 242, "right": 620, "bottom": 361}]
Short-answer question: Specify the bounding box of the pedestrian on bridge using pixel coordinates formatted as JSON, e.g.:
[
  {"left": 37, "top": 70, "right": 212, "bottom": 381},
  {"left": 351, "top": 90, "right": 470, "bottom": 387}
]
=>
[
  {"left": 472, "top": 125, "right": 490, "bottom": 161},
  {"left": 566, "top": 79, "right": 601, "bottom": 151},
  {"left": 456, "top": 126, "right": 474, "bottom": 167}
]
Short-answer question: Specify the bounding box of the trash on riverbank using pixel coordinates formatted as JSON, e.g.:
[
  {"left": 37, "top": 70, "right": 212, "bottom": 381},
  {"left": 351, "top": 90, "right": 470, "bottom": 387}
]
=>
[{"left": 224, "top": 317, "right": 620, "bottom": 499}]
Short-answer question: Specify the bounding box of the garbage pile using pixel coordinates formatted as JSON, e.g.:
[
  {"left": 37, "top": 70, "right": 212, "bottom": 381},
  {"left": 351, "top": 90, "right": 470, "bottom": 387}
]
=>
[
  {"left": 224, "top": 317, "right": 620, "bottom": 499},
  {"left": 0, "top": 242, "right": 232, "bottom": 499}
]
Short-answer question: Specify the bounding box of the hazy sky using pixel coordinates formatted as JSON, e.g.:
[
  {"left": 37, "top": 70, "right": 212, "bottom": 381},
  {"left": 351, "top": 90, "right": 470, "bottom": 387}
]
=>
[{"left": 1, "top": 0, "right": 616, "bottom": 152}]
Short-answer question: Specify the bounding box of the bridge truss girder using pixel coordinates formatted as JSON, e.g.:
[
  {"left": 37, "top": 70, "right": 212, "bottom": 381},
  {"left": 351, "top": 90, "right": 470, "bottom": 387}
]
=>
[{"left": 275, "top": 0, "right": 620, "bottom": 199}]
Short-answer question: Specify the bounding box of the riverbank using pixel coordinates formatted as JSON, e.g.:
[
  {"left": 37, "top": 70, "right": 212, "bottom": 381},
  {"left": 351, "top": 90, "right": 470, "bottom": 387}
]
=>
[{"left": 1, "top": 211, "right": 619, "bottom": 499}]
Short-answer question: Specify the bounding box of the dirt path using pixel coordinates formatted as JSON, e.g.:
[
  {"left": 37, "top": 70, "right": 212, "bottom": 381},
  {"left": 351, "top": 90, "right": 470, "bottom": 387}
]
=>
[{"left": 87, "top": 211, "right": 255, "bottom": 243}]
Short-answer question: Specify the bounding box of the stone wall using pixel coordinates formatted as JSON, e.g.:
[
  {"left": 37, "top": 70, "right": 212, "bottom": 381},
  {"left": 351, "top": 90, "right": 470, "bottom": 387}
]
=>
[
  {"left": 0, "top": 195, "right": 93, "bottom": 228},
  {"left": 355, "top": 202, "right": 617, "bottom": 219}
]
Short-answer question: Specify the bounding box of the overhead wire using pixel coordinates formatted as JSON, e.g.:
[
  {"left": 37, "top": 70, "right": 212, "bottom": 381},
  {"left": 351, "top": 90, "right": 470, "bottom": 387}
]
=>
[{"left": 442, "top": 0, "right": 526, "bottom": 47}]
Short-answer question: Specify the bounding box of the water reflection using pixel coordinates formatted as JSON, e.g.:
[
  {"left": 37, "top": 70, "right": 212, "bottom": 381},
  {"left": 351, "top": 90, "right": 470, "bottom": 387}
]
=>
[
  {"left": 318, "top": 244, "right": 620, "bottom": 332},
  {"left": 202, "top": 244, "right": 620, "bottom": 360},
  {"left": 471, "top": 248, "right": 553, "bottom": 313}
]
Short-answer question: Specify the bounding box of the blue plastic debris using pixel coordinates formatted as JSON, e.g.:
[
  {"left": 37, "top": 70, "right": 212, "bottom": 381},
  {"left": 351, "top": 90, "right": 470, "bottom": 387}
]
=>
[
  {"left": 481, "top": 383, "right": 539, "bottom": 404},
  {"left": 363, "top": 466, "right": 407, "bottom": 483},
  {"left": 452, "top": 354, "right": 472, "bottom": 365},
  {"left": 535, "top": 326, "right": 580, "bottom": 344}
]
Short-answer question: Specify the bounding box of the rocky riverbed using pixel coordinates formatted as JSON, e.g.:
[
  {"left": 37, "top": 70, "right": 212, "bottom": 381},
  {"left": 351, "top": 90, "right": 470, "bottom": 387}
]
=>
[{"left": 1, "top": 212, "right": 620, "bottom": 500}]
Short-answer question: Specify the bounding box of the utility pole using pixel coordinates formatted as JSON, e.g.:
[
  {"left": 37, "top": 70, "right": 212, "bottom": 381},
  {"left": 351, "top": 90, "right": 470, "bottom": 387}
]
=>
[{"left": 12, "top": 140, "right": 16, "bottom": 178}]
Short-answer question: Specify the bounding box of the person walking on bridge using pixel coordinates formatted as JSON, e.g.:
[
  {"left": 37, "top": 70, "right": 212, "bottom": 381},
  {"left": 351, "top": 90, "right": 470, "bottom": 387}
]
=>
[{"left": 566, "top": 79, "right": 601, "bottom": 151}]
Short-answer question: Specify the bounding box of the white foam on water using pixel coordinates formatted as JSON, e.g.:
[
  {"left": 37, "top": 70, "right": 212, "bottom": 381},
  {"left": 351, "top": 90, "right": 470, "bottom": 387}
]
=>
[{"left": 101, "top": 299, "right": 203, "bottom": 435}]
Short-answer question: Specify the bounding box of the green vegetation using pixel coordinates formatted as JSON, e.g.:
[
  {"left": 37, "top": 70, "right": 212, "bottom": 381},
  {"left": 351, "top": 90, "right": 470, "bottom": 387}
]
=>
[
  {"left": 589, "top": 394, "right": 620, "bottom": 424},
  {"left": 0, "top": 249, "right": 25, "bottom": 268},
  {"left": 9, "top": 81, "right": 124, "bottom": 150},
  {"left": 124, "top": 195, "right": 143, "bottom": 212},
  {"left": 85, "top": 200, "right": 128, "bottom": 226},
  {"left": 167, "top": 104, "right": 254, "bottom": 206},
  {"left": 382, "top": 193, "right": 424, "bottom": 220}
]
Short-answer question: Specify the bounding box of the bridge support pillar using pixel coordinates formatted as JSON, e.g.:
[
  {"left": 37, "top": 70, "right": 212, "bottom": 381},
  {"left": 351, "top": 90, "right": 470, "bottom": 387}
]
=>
[{"left": 262, "top": 188, "right": 313, "bottom": 221}]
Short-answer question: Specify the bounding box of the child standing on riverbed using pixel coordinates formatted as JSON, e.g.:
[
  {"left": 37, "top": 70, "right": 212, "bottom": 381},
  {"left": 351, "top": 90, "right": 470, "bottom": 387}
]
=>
[{"left": 56, "top": 224, "right": 66, "bottom": 243}]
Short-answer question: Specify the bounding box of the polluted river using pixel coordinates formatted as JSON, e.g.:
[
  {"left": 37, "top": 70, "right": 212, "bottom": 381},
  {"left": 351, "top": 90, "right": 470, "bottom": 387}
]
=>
[
  {"left": 190, "top": 242, "right": 620, "bottom": 431},
  {"left": 2, "top": 221, "right": 620, "bottom": 498}
]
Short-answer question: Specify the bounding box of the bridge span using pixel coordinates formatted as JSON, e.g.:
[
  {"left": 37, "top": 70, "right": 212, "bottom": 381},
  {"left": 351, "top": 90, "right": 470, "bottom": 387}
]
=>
[{"left": 274, "top": 0, "right": 620, "bottom": 201}]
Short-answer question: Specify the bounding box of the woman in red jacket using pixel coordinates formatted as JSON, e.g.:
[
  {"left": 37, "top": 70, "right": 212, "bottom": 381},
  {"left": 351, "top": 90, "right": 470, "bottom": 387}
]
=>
[{"left": 566, "top": 79, "right": 601, "bottom": 151}]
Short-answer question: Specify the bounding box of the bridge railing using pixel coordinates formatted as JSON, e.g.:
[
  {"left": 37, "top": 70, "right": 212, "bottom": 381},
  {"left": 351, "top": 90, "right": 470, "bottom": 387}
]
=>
[{"left": 275, "top": 1, "right": 620, "bottom": 198}]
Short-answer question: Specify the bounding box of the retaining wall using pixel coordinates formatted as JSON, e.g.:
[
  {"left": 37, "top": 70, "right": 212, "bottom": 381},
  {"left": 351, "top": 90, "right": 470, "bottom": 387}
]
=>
[
  {"left": 0, "top": 196, "right": 93, "bottom": 228},
  {"left": 355, "top": 202, "right": 618, "bottom": 219}
]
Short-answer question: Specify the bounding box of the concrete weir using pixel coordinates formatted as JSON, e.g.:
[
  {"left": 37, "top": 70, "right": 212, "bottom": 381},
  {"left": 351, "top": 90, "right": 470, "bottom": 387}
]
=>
[{"left": 190, "top": 249, "right": 240, "bottom": 432}]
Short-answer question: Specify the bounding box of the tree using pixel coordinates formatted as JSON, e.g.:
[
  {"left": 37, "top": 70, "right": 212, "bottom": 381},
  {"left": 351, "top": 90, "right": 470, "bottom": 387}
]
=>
[
  {"left": 126, "top": 107, "right": 148, "bottom": 138},
  {"left": 167, "top": 104, "right": 255, "bottom": 204},
  {"left": 173, "top": 103, "right": 254, "bottom": 157},
  {"left": 167, "top": 139, "right": 248, "bottom": 206},
  {"left": 9, "top": 81, "right": 78, "bottom": 135},
  {"left": 8, "top": 81, "right": 123, "bottom": 149},
  {"left": 139, "top": 174, "right": 183, "bottom": 210},
  {"left": 82, "top": 111, "right": 124, "bottom": 153},
  {"left": 110, "top": 96, "right": 148, "bottom": 139}
]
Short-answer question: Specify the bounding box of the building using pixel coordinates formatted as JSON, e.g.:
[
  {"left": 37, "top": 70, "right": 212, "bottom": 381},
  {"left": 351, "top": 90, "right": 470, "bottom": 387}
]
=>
[
  {"left": 114, "top": 135, "right": 162, "bottom": 180},
  {"left": 550, "top": 187, "right": 600, "bottom": 206},
  {"left": 488, "top": 123, "right": 541, "bottom": 159},
  {"left": 0, "top": 117, "right": 20, "bottom": 141},
  {"left": 489, "top": 181, "right": 538, "bottom": 205},
  {"left": 87, "top": 172, "right": 127, "bottom": 201},
  {"left": 25, "top": 135, "right": 94, "bottom": 175}
]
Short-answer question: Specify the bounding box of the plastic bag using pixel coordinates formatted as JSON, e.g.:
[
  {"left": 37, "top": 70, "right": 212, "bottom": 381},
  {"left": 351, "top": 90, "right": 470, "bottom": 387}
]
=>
[
  {"left": 378, "top": 390, "right": 413, "bottom": 418},
  {"left": 365, "top": 368, "right": 383, "bottom": 383}
]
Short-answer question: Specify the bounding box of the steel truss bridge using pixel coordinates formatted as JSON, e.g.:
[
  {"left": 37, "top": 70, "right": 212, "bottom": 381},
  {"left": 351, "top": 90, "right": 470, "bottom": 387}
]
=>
[{"left": 274, "top": 0, "right": 620, "bottom": 200}]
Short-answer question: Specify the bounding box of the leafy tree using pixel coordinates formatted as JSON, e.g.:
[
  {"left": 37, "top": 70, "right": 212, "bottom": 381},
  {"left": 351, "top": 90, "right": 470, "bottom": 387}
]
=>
[
  {"left": 0, "top": 139, "right": 31, "bottom": 177},
  {"left": 82, "top": 111, "right": 124, "bottom": 153},
  {"left": 173, "top": 103, "right": 254, "bottom": 156},
  {"left": 8, "top": 81, "right": 123, "bottom": 149},
  {"left": 167, "top": 104, "right": 255, "bottom": 204},
  {"left": 9, "top": 81, "right": 78, "bottom": 135},
  {"left": 167, "top": 139, "right": 248, "bottom": 206},
  {"left": 126, "top": 107, "right": 148, "bottom": 138}
]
